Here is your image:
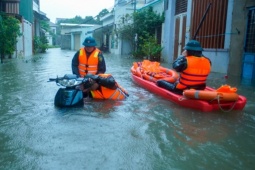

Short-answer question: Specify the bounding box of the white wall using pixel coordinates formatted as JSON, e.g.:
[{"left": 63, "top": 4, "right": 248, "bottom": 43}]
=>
[
  {"left": 114, "top": 1, "right": 135, "bottom": 55},
  {"left": 162, "top": 0, "right": 175, "bottom": 63},
  {"left": 203, "top": 50, "right": 229, "bottom": 73},
  {"left": 16, "top": 19, "right": 33, "bottom": 58}
]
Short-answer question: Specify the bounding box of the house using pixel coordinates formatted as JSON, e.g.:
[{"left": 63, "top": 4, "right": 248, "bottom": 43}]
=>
[
  {"left": 59, "top": 23, "right": 98, "bottom": 50},
  {"left": 93, "top": 7, "right": 114, "bottom": 53},
  {"left": 96, "top": 0, "right": 255, "bottom": 86},
  {"left": 47, "top": 21, "right": 57, "bottom": 46},
  {"left": 0, "top": 0, "right": 49, "bottom": 58},
  {"left": 163, "top": 0, "right": 255, "bottom": 85}
]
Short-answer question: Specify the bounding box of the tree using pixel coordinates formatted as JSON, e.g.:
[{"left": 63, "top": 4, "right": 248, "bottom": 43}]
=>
[
  {"left": 82, "top": 16, "right": 98, "bottom": 24},
  {"left": 0, "top": 13, "right": 21, "bottom": 63},
  {"left": 140, "top": 33, "right": 163, "bottom": 61},
  {"left": 96, "top": 9, "right": 110, "bottom": 21},
  {"left": 116, "top": 14, "right": 135, "bottom": 50},
  {"left": 116, "top": 7, "right": 164, "bottom": 59},
  {"left": 133, "top": 7, "right": 164, "bottom": 45},
  {"left": 40, "top": 20, "right": 50, "bottom": 32},
  {"left": 33, "top": 35, "right": 49, "bottom": 54}
]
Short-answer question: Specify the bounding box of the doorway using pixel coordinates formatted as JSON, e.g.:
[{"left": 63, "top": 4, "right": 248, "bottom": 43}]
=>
[{"left": 173, "top": 14, "right": 187, "bottom": 60}]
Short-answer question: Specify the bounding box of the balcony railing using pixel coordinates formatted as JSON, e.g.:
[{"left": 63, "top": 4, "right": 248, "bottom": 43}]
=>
[{"left": 0, "top": 0, "right": 20, "bottom": 14}]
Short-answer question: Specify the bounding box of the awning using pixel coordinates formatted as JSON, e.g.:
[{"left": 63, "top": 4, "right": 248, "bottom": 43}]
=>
[
  {"left": 33, "top": 10, "right": 49, "bottom": 21},
  {"left": 93, "top": 23, "right": 114, "bottom": 33}
]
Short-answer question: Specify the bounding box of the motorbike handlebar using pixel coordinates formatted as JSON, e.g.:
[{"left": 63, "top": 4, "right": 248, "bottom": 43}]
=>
[
  {"left": 48, "top": 77, "right": 64, "bottom": 82},
  {"left": 48, "top": 78, "right": 57, "bottom": 82},
  {"left": 47, "top": 76, "right": 83, "bottom": 82}
]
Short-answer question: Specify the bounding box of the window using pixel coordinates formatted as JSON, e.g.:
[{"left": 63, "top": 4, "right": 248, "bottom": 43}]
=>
[
  {"left": 245, "top": 8, "right": 255, "bottom": 53},
  {"left": 175, "top": 0, "right": 187, "bottom": 15},
  {"left": 0, "top": 1, "right": 19, "bottom": 14}
]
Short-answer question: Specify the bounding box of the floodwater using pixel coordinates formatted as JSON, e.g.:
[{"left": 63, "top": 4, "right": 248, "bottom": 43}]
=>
[{"left": 0, "top": 48, "right": 254, "bottom": 170}]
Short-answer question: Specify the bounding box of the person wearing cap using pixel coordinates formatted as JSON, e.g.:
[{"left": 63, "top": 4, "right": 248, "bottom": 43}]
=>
[
  {"left": 78, "top": 73, "right": 129, "bottom": 100},
  {"left": 157, "top": 40, "right": 211, "bottom": 94},
  {"left": 72, "top": 36, "right": 106, "bottom": 78}
]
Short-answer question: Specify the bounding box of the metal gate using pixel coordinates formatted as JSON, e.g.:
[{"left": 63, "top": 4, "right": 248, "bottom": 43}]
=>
[
  {"left": 242, "top": 7, "right": 255, "bottom": 86},
  {"left": 173, "top": 0, "right": 187, "bottom": 60}
]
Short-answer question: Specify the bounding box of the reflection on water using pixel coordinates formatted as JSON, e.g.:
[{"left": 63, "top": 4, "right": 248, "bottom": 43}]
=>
[{"left": 0, "top": 48, "right": 254, "bottom": 169}]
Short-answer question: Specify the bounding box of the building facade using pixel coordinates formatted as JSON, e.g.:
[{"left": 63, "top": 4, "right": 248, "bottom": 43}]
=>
[
  {"left": 98, "top": 0, "right": 255, "bottom": 86},
  {"left": 0, "top": 0, "right": 48, "bottom": 58}
]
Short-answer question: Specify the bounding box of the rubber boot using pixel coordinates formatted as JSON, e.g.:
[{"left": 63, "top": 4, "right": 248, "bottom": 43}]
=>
[{"left": 156, "top": 80, "right": 175, "bottom": 91}]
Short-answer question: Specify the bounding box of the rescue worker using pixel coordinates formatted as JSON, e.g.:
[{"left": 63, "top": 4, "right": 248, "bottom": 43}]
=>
[
  {"left": 157, "top": 40, "right": 211, "bottom": 94},
  {"left": 79, "top": 74, "right": 129, "bottom": 100},
  {"left": 72, "top": 36, "right": 106, "bottom": 78}
]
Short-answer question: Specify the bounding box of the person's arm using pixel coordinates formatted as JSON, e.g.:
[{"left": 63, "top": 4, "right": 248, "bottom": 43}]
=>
[
  {"left": 71, "top": 51, "right": 80, "bottom": 77},
  {"left": 172, "top": 56, "right": 187, "bottom": 72},
  {"left": 97, "top": 52, "right": 106, "bottom": 74},
  {"left": 96, "top": 75, "right": 117, "bottom": 89},
  {"left": 82, "top": 74, "right": 117, "bottom": 91},
  {"left": 203, "top": 55, "right": 212, "bottom": 66}
]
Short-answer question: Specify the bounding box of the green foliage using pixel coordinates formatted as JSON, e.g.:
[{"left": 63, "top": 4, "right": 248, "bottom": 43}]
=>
[
  {"left": 59, "top": 15, "right": 84, "bottom": 24},
  {"left": 83, "top": 16, "right": 101, "bottom": 24},
  {"left": 54, "top": 8, "right": 111, "bottom": 36},
  {"left": 140, "top": 34, "right": 163, "bottom": 61},
  {"left": 116, "top": 14, "right": 135, "bottom": 49},
  {"left": 57, "top": 8, "right": 110, "bottom": 25},
  {"left": 96, "top": 9, "right": 110, "bottom": 21},
  {"left": 116, "top": 6, "right": 164, "bottom": 60},
  {"left": 133, "top": 7, "right": 164, "bottom": 40},
  {"left": 0, "top": 13, "right": 21, "bottom": 62},
  {"left": 33, "top": 35, "right": 49, "bottom": 53},
  {"left": 40, "top": 20, "right": 50, "bottom": 32}
]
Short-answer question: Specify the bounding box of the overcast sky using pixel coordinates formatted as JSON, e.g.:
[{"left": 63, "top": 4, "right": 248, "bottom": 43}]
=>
[{"left": 40, "top": 0, "right": 115, "bottom": 23}]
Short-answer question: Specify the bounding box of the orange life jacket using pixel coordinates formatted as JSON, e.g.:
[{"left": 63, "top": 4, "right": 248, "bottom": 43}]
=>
[
  {"left": 78, "top": 48, "right": 100, "bottom": 77},
  {"left": 176, "top": 56, "right": 211, "bottom": 90},
  {"left": 90, "top": 74, "right": 128, "bottom": 100}
]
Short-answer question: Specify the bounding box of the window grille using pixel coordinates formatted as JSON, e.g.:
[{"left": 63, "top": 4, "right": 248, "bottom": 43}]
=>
[
  {"left": 175, "top": 0, "right": 187, "bottom": 15},
  {"left": 0, "top": 1, "right": 19, "bottom": 14},
  {"left": 190, "top": 0, "right": 228, "bottom": 49},
  {"left": 245, "top": 8, "right": 255, "bottom": 53}
]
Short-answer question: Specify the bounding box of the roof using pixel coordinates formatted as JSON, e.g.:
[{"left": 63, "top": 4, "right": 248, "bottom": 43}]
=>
[{"left": 60, "top": 23, "right": 96, "bottom": 27}]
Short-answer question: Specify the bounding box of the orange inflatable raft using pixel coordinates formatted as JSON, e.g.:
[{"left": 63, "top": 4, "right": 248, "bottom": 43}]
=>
[{"left": 131, "top": 60, "right": 179, "bottom": 83}]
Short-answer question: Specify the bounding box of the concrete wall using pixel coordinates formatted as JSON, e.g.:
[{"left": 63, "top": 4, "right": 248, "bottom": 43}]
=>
[
  {"left": 16, "top": 19, "right": 33, "bottom": 58},
  {"left": 114, "top": 2, "right": 135, "bottom": 55},
  {"left": 45, "top": 32, "right": 53, "bottom": 45},
  {"left": 162, "top": 0, "right": 175, "bottom": 63},
  {"left": 162, "top": 0, "right": 241, "bottom": 74},
  {"left": 227, "top": 0, "right": 255, "bottom": 84},
  {"left": 60, "top": 25, "right": 94, "bottom": 51}
]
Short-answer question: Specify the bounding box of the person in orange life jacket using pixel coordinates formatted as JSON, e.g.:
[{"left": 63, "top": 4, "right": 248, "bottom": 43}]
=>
[
  {"left": 157, "top": 40, "right": 211, "bottom": 94},
  {"left": 79, "top": 73, "right": 129, "bottom": 100},
  {"left": 72, "top": 36, "right": 106, "bottom": 78}
]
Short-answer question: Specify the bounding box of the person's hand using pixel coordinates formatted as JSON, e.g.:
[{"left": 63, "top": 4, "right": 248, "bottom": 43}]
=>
[
  {"left": 83, "top": 77, "right": 96, "bottom": 89},
  {"left": 82, "top": 74, "right": 100, "bottom": 91},
  {"left": 181, "top": 50, "right": 187, "bottom": 56},
  {"left": 83, "top": 74, "right": 98, "bottom": 81},
  {"left": 76, "top": 84, "right": 84, "bottom": 91}
]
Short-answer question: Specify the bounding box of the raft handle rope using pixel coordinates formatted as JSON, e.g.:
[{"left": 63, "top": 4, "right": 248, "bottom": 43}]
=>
[
  {"left": 179, "top": 95, "right": 238, "bottom": 112},
  {"left": 209, "top": 95, "right": 238, "bottom": 112}
]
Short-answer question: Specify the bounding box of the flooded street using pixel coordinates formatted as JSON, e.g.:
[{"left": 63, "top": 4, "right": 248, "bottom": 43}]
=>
[{"left": 0, "top": 48, "right": 255, "bottom": 170}]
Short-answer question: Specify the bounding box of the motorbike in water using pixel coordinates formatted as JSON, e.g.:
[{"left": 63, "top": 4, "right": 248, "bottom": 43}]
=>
[{"left": 48, "top": 74, "right": 84, "bottom": 107}]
